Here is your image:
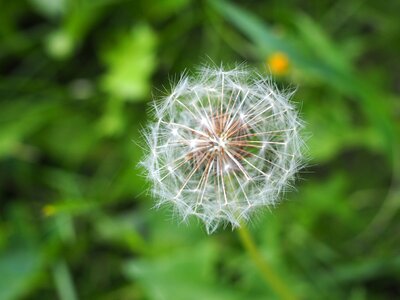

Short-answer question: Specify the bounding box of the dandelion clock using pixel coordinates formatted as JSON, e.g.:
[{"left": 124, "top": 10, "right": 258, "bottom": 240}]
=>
[{"left": 142, "top": 65, "right": 304, "bottom": 233}]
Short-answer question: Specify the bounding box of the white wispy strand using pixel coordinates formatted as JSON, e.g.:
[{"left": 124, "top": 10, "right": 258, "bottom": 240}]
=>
[{"left": 141, "top": 65, "right": 304, "bottom": 233}]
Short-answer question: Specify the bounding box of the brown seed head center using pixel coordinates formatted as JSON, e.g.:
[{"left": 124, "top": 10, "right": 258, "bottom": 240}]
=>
[{"left": 188, "top": 113, "right": 251, "bottom": 172}]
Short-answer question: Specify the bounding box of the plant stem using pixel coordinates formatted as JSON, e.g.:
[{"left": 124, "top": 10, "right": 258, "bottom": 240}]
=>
[{"left": 237, "top": 224, "right": 297, "bottom": 300}]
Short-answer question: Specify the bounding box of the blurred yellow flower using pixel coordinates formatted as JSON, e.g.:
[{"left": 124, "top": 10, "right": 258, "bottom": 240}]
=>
[
  {"left": 43, "top": 205, "right": 56, "bottom": 217},
  {"left": 267, "top": 52, "right": 290, "bottom": 75}
]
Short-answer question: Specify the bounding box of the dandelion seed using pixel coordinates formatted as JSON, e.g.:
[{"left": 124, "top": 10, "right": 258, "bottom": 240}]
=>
[{"left": 142, "top": 65, "right": 304, "bottom": 233}]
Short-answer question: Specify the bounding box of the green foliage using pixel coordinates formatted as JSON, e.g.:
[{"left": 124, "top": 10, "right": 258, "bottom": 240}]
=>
[
  {"left": 101, "top": 24, "right": 157, "bottom": 101},
  {"left": 0, "top": 0, "right": 399, "bottom": 299},
  {"left": 124, "top": 242, "right": 244, "bottom": 300}
]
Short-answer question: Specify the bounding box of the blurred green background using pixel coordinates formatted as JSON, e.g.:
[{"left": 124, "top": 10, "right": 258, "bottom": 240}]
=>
[{"left": 1, "top": 0, "right": 399, "bottom": 299}]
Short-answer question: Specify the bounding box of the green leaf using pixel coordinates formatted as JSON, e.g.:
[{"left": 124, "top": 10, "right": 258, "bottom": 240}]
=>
[
  {"left": 124, "top": 242, "right": 246, "bottom": 300},
  {"left": 46, "top": 0, "right": 110, "bottom": 59},
  {"left": 29, "top": 0, "right": 67, "bottom": 18},
  {"left": 147, "top": 0, "right": 192, "bottom": 19},
  {"left": 0, "top": 100, "right": 58, "bottom": 159},
  {"left": 0, "top": 247, "right": 43, "bottom": 300},
  {"left": 101, "top": 24, "right": 157, "bottom": 101},
  {"left": 52, "top": 260, "right": 78, "bottom": 300},
  {"left": 94, "top": 212, "right": 147, "bottom": 254},
  {"left": 293, "top": 14, "right": 352, "bottom": 74}
]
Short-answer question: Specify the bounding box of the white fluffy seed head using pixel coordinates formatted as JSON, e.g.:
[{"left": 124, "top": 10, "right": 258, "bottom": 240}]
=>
[{"left": 141, "top": 65, "right": 304, "bottom": 233}]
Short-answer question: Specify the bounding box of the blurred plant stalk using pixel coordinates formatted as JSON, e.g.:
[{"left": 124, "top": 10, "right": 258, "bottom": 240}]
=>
[{"left": 238, "top": 224, "right": 298, "bottom": 300}]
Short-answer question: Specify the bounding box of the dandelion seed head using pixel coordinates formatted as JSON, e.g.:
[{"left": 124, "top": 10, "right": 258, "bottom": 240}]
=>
[{"left": 142, "top": 65, "right": 304, "bottom": 233}]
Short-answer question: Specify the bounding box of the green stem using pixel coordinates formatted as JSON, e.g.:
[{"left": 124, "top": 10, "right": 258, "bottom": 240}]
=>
[{"left": 237, "top": 224, "right": 297, "bottom": 300}]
